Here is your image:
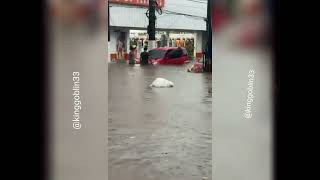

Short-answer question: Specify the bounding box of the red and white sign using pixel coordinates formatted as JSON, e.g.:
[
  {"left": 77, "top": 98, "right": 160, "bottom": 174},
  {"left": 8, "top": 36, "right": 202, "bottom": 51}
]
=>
[{"left": 110, "top": 0, "right": 165, "bottom": 8}]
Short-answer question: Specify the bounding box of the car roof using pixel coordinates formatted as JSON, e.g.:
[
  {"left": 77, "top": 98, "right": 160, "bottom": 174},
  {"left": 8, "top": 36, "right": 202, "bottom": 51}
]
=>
[{"left": 151, "top": 47, "right": 186, "bottom": 51}]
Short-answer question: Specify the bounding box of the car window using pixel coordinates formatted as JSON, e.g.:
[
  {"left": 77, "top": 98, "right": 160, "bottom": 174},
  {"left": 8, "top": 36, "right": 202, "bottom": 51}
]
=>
[
  {"left": 149, "top": 50, "right": 166, "bottom": 59},
  {"left": 168, "top": 49, "right": 183, "bottom": 59},
  {"left": 166, "top": 49, "right": 173, "bottom": 56}
]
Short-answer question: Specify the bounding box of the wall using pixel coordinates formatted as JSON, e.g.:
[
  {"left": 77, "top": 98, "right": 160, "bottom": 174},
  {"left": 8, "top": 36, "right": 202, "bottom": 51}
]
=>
[
  {"left": 196, "top": 31, "right": 203, "bottom": 53},
  {"left": 109, "top": 0, "right": 207, "bottom": 31},
  {"left": 108, "top": 28, "right": 130, "bottom": 61},
  {"left": 109, "top": 30, "right": 118, "bottom": 54}
]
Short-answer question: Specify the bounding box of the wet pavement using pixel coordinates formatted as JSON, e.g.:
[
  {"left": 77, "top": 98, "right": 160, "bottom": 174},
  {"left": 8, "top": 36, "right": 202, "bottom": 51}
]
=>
[{"left": 108, "top": 62, "right": 212, "bottom": 180}]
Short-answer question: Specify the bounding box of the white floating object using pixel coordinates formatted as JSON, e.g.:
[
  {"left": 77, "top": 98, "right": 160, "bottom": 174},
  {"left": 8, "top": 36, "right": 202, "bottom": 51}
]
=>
[
  {"left": 150, "top": 78, "right": 174, "bottom": 88},
  {"left": 129, "top": 136, "right": 135, "bottom": 139}
]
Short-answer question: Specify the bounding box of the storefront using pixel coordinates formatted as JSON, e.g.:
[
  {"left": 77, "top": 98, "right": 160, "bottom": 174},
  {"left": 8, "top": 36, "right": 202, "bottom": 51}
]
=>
[
  {"left": 109, "top": 28, "right": 204, "bottom": 61},
  {"left": 127, "top": 30, "right": 199, "bottom": 59},
  {"left": 108, "top": 0, "right": 207, "bottom": 62}
]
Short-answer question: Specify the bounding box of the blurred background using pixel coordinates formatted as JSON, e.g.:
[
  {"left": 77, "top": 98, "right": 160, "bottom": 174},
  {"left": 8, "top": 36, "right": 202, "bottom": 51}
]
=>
[
  {"left": 47, "top": 1, "right": 108, "bottom": 180},
  {"left": 213, "top": 0, "right": 271, "bottom": 47},
  {"left": 212, "top": 0, "right": 273, "bottom": 180},
  {"left": 46, "top": 0, "right": 274, "bottom": 180},
  {"left": 48, "top": 0, "right": 106, "bottom": 30}
]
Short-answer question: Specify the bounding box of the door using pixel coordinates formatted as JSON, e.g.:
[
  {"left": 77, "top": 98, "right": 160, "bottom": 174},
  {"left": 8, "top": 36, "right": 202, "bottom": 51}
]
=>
[{"left": 165, "top": 49, "right": 187, "bottom": 64}]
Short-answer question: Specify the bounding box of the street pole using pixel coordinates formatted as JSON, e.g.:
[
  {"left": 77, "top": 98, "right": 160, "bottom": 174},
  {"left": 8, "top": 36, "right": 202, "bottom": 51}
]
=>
[
  {"left": 148, "top": 0, "right": 156, "bottom": 50},
  {"left": 208, "top": 0, "right": 212, "bottom": 72},
  {"left": 204, "top": 0, "right": 212, "bottom": 72},
  {"left": 108, "top": 3, "right": 110, "bottom": 42},
  {"left": 166, "top": 31, "right": 170, "bottom": 47},
  {"left": 108, "top": 2, "right": 111, "bottom": 62}
]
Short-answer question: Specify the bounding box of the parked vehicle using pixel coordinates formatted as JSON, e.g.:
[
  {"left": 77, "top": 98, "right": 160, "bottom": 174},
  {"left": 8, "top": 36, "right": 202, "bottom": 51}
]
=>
[{"left": 135, "top": 47, "right": 190, "bottom": 65}]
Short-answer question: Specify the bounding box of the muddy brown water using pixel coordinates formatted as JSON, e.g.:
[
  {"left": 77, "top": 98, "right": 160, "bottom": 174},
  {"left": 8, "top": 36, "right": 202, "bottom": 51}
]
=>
[{"left": 108, "top": 62, "right": 212, "bottom": 180}]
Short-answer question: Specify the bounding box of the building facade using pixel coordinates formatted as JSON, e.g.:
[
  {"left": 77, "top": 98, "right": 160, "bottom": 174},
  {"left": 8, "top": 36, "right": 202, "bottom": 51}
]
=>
[{"left": 108, "top": 0, "right": 208, "bottom": 61}]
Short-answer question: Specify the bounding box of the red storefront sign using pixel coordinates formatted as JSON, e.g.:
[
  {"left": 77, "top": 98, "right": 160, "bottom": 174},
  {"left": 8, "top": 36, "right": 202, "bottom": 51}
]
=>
[{"left": 110, "top": 0, "right": 165, "bottom": 8}]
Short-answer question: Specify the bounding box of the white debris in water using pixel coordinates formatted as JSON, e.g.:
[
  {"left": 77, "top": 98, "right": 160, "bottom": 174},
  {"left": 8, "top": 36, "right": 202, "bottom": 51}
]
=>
[
  {"left": 150, "top": 78, "right": 174, "bottom": 88},
  {"left": 129, "top": 136, "right": 135, "bottom": 139}
]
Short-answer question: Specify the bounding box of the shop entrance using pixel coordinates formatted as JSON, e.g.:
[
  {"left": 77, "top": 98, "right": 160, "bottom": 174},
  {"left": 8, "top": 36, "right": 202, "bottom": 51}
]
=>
[{"left": 129, "top": 30, "right": 197, "bottom": 60}]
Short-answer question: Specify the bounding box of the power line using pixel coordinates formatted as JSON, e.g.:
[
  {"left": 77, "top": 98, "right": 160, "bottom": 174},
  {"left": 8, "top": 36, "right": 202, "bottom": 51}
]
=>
[
  {"left": 165, "top": 4, "right": 205, "bottom": 9},
  {"left": 163, "top": 9, "right": 206, "bottom": 20},
  {"left": 185, "top": 0, "right": 207, "bottom": 4},
  {"left": 109, "top": 2, "right": 207, "bottom": 20}
]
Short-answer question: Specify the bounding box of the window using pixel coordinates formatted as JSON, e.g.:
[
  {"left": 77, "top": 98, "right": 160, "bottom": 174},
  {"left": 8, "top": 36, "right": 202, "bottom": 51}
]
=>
[
  {"left": 149, "top": 50, "right": 166, "bottom": 59},
  {"left": 168, "top": 48, "right": 184, "bottom": 59}
]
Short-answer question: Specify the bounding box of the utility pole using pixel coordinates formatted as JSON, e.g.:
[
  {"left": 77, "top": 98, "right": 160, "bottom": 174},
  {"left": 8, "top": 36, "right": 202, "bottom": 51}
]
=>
[
  {"left": 108, "top": 2, "right": 110, "bottom": 42},
  {"left": 148, "top": 0, "right": 156, "bottom": 50},
  {"left": 204, "top": 0, "right": 212, "bottom": 72}
]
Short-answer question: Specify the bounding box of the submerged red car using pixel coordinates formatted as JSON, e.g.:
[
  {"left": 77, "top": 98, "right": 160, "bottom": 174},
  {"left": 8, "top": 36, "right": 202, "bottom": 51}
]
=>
[{"left": 135, "top": 47, "right": 190, "bottom": 65}]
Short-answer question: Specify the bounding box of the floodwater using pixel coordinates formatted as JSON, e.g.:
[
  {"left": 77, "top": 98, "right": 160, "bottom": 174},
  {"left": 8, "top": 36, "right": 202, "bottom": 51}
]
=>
[{"left": 108, "top": 62, "right": 212, "bottom": 180}]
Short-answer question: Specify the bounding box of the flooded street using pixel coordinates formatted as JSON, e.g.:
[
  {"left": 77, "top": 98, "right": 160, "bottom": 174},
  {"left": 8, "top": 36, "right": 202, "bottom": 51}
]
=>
[{"left": 108, "top": 62, "right": 212, "bottom": 180}]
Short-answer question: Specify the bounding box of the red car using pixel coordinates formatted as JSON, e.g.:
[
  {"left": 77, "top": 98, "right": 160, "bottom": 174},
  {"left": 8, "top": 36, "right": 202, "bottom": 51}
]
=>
[{"left": 136, "top": 47, "right": 190, "bottom": 65}]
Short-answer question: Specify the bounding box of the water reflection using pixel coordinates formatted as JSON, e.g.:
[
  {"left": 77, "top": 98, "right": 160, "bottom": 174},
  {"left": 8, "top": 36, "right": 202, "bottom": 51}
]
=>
[{"left": 108, "top": 62, "right": 212, "bottom": 180}]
